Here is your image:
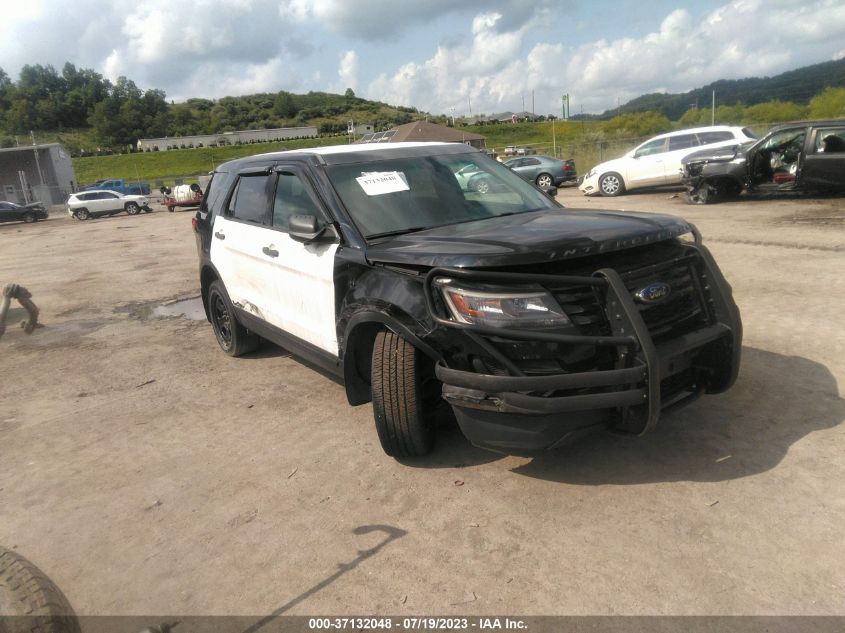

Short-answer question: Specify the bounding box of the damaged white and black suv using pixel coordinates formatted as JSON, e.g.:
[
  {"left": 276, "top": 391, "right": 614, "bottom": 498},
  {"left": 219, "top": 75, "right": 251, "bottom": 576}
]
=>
[{"left": 193, "top": 142, "right": 741, "bottom": 458}]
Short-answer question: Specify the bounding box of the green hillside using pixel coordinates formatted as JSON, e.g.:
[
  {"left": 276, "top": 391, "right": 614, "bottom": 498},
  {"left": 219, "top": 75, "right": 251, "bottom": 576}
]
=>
[
  {"left": 609, "top": 58, "right": 845, "bottom": 120},
  {"left": 73, "top": 135, "right": 350, "bottom": 185}
]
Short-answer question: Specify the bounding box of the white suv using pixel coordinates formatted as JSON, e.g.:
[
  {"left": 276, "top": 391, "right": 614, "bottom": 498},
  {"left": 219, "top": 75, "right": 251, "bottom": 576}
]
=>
[
  {"left": 579, "top": 126, "right": 757, "bottom": 197},
  {"left": 66, "top": 190, "right": 152, "bottom": 220}
]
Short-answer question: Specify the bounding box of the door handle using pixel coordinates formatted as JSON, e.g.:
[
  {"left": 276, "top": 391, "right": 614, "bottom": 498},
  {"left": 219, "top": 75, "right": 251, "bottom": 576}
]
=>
[
  {"left": 262, "top": 246, "right": 279, "bottom": 258},
  {"left": 214, "top": 231, "right": 225, "bottom": 240}
]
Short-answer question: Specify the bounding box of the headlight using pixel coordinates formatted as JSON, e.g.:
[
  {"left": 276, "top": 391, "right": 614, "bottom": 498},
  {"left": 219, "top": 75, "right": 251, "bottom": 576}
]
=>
[
  {"left": 584, "top": 169, "right": 596, "bottom": 179},
  {"left": 435, "top": 279, "right": 570, "bottom": 329}
]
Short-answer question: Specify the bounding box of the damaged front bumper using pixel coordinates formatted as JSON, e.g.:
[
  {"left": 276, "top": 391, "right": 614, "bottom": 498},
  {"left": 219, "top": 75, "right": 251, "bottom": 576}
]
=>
[{"left": 424, "top": 234, "right": 742, "bottom": 455}]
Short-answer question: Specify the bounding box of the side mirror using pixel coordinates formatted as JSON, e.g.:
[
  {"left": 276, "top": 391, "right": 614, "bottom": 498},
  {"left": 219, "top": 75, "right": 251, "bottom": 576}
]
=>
[{"left": 289, "top": 214, "right": 337, "bottom": 243}]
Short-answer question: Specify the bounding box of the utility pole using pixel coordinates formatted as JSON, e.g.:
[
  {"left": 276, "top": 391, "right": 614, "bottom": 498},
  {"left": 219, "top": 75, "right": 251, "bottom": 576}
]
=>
[
  {"left": 522, "top": 93, "right": 525, "bottom": 115},
  {"left": 711, "top": 90, "right": 715, "bottom": 125},
  {"left": 30, "top": 131, "right": 45, "bottom": 186},
  {"left": 552, "top": 117, "right": 556, "bottom": 156},
  {"left": 467, "top": 95, "right": 472, "bottom": 118},
  {"left": 531, "top": 90, "right": 534, "bottom": 117}
]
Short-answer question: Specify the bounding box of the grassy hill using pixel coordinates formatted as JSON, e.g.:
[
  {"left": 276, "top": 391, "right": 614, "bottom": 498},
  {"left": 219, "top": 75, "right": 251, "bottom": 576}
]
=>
[
  {"left": 609, "top": 58, "right": 845, "bottom": 120},
  {"left": 73, "top": 135, "right": 350, "bottom": 186}
]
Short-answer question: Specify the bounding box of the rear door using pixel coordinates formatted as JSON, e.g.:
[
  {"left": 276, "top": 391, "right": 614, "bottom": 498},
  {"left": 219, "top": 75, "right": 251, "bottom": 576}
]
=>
[
  {"left": 800, "top": 126, "right": 845, "bottom": 190},
  {"left": 661, "top": 133, "right": 701, "bottom": 184},
  {"left": 512, "top": 157, "right": 541, "bottom": 181},
  {"left": 209, "top": 168, "right": 280, "bottom": 328}
]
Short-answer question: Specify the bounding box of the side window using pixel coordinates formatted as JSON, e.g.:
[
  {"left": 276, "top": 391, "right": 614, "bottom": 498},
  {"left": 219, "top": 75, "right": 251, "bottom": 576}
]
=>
[
  {"left": 668, "top": 134, "right": 699, "bottom": 151},
  {"left": 635, "top": 138, "right": 667, "bottom": 157},
  {"left": 228, "top": 175, "right": 270, "bottom": 224},
  {"left": 272, "top": 172, "right": 323, "bottom": 231},
  {"left": 524, "top": 158, "right": 541, "bottom": 166},
  {"left": 816, "top": 129, "right": 845, "bottom": 153},
  {"left": 697, "top": 131, "right": 734, "bottom": 144}
]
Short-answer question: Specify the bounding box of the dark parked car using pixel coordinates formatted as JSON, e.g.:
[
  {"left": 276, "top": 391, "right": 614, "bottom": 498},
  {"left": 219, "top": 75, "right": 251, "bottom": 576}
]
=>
[
  {"left": 504, "top": 155, "right": 577, "bottom": 188},
  {"left": 193, "top": 142, "right": 741, "bottom": 459},
  {"left": 0, "top": 201, "right": 48, "bottom": 224},
  {"left": 682, "top": 120, "right": 845, "bottom": 203}
]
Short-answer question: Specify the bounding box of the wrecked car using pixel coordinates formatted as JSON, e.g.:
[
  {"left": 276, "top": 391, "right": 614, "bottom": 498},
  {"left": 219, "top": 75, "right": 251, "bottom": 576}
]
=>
[
  {"left": 682, "top": 120, "right": 845, "bottom": 203},
  {"left": 194, "top": 142, "right": 742, "bottom": 459}
]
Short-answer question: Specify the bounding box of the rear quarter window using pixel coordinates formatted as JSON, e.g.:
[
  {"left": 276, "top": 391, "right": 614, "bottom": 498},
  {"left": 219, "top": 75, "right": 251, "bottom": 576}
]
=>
[
  {"left": 200, "top": 172, "right": 232, "bottom": 217},
  {"left": 697, "top": 131, "right": 735, "bottom": 144}
]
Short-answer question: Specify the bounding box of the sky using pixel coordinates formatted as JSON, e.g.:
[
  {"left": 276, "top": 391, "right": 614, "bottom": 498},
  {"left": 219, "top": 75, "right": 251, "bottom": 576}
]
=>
[{"left": 2, "top": 0, "right": 845, "bottom": 116}]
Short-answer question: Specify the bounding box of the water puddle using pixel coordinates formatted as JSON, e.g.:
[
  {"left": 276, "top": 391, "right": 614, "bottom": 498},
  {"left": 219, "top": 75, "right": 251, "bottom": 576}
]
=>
[{"left": 150, "top": 296, "right": 206, "bottom": 321}]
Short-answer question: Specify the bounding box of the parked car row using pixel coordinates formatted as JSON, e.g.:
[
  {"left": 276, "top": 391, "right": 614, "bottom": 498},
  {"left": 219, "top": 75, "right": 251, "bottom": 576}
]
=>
[
  {"left": 579, "top": 126, "right": 757, "bottom": 197},
  {"left": 578, "top": 120, "right": 845, "bottom": 203}
]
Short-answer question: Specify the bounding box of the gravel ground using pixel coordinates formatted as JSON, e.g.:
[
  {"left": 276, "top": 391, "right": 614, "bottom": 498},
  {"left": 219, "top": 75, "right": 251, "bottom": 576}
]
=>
[{"left": 1, "top": 187, "right": 843, "bottom": 617}]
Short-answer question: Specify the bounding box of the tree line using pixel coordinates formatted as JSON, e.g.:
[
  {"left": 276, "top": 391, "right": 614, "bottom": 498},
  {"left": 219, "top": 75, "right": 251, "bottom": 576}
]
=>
[{"left": 0, "top": 63, "right": 421, "bottom": 153}]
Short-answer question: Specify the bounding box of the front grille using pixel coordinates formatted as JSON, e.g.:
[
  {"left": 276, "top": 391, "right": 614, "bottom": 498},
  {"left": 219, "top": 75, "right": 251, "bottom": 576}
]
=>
[
  {"left": 545, "top": 247, "right": 712, "bottom": 343},
  {"left": 619, "top": 254, "right": 711, "bottom": 342}
]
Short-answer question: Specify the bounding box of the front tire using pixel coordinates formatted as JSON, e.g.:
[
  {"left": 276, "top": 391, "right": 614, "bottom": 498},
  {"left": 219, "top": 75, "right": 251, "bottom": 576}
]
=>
[
  {"left": 599, "top": 172, "right": 625, "bottom": 196},
  {"left": 371, "top": 331, "right": 436, "bottom": 458},
  {"left": 473, "top": 178, "right": 490, "bottom": 195},
  {"left": 22, "top": 211, "right": 35, "bottom": 223},
  {"left": 0, "top": 546, "right": 81, "bottom": 633},
  {"left": 687, "top": 183, "right": 714, "bottom": 205},
  {"left": 535, "top": 173, "right": 553, "bottom": 188},
  {"left": 208, "top": 280, "right": 259, "bottom": 357},
  {"left": 125, "top": 202, "right": 140, "bottom": 215}
]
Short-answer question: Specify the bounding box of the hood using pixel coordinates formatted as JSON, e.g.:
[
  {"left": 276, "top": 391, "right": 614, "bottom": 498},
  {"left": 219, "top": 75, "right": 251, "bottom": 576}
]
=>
[
  {"left": 24, "top": 202, "right": 45, "bottom": 209},
  {"left": 365, "top": 208, "right": 692, "bottom": 268},
  {"left": 682, "top": 142, "right": 752, "bottom": 165}
]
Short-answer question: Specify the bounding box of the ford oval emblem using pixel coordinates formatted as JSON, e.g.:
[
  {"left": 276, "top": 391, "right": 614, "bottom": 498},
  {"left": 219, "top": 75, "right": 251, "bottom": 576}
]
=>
[{"left": 635, "top": 282, "right": 671, "bottom": 303}]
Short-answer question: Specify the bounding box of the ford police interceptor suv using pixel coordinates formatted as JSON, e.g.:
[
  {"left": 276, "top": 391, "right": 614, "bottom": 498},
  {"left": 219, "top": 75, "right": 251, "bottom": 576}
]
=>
[{"left": 193, "top": 142, "right": 741, "bottom": 458}]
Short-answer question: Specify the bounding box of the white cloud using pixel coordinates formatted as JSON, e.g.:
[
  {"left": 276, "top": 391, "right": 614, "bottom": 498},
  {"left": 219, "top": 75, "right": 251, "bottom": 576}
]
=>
[
  {"left": 338, "top": 50, "right": 359, "bottom": 92},
  {"left": 278, "top": 0, "right": 553, "bottom": 40},
  {"left": 367, "top": 0, "right": 845, "bottom": 115}
]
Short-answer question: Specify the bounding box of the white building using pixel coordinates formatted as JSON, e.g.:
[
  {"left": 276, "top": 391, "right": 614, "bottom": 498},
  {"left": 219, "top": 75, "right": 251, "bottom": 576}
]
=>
[
  {"left": 0, "top": 143, "right": 77, "bottom": 205},
  {"left": 137, "top": 126, "right": 318, "bottom": 152}
]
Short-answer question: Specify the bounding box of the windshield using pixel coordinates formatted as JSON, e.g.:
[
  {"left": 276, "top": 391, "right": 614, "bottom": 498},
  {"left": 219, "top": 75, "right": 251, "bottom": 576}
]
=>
[{"left": 325, "top": 152, "right": 557, "bottom": 239}]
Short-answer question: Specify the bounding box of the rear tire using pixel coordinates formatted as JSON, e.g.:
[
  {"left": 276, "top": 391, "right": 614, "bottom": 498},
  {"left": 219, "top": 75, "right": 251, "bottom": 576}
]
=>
[
  {"left": 208, "top": 280, "right": 260, "bottom": 357},
  {"left": 535, "top": 173, "right": 553, "bottom": 188},
  {"left": 371, "top": 331, "right": 436, "bottom": 458},
  {"left": 0, "top": 546, "right": 81, "bottom": 633},
  {"left": 168, "top": 206, "right": 175, "bottom": 212}
]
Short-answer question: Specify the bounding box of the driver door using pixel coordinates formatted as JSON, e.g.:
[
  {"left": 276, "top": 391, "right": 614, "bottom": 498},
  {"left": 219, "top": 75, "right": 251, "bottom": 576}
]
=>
[{"left": 626, "top": 138, "right": 668, "bottom": 187}]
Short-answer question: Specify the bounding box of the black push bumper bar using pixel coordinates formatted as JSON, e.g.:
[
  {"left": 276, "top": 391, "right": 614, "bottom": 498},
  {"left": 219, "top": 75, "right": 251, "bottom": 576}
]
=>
[{"left": 423, "top": 236, "right": 742, "bottom": 454}]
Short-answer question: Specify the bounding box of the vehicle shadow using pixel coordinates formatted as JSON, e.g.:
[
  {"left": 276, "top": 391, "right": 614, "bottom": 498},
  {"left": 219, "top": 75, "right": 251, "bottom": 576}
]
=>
[
  {"left": 512, "top": 346, "right": 844, "bottom": 484},
  {"left": 398, "top": 410, "right": 506, "bottom": 469}
]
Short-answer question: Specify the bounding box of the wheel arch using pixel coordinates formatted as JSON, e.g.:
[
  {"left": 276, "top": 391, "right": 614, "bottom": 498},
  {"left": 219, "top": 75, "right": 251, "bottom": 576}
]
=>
[
  {"left": 200, "top": 263, "right": 221, "bottom": 321},
  {"left": 341, "top": 311, "right": 441, "bottom": 406}
]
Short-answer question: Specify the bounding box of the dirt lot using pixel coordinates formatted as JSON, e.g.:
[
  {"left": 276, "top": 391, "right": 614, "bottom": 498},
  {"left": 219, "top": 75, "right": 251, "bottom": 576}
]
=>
[{"left": 1, "top": 188, "right": 844, "bottom": 617}]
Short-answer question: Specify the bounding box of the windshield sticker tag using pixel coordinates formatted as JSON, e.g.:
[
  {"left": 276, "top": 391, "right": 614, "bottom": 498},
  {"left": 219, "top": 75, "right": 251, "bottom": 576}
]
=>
[{"left": 356, "top": 171, "right": 410, "bottom": 196}]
